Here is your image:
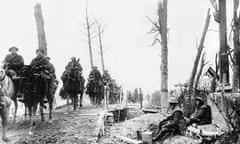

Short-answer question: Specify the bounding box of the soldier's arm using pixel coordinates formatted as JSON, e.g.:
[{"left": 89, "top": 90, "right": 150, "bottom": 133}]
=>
[
  {"left": 164, "top": 111, "right": 182, "bottom": 129},
  {"left": 19, "top": 55, "right": 24, "bottom": 65},
  {"left": 193, "top": 106, "right": 207, "bottom": 119}
]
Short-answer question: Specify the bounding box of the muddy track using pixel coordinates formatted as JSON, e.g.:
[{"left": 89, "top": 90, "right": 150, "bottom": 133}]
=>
[{"left": 2, "top": 106, "right": 104, "bottom": 144}]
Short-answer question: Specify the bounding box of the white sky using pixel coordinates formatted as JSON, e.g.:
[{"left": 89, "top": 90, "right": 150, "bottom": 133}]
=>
[{"left": 0, "top": 0, "right": 235, "bottom": 94}]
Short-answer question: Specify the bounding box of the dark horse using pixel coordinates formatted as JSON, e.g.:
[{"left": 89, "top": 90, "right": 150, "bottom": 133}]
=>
[
  {"left": 61, "top": 59, "right": 84, "bottom": 111},
  {"left": 86, "top": 80, "right": 104, "bottom": 106},
  {"left": 18, "top": 65, "right": 56, "bottom": 134}
]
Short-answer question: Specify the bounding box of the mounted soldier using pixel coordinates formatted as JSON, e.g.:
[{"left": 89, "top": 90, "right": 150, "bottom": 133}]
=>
[
  {"left": 3, "top": 46, "right": 24, "bottom": 75},
  {"left": 86, "top": 66, "right": 103, "bottom": 106},
  {"left": 187, "top": 96, "right": 212, "bottom": 126},
  {"left": 3, "top": 46, "right": 24, "bottom": 100},
  {"left": 152, "top": 97, "right": 186, "bottom": 142},
  {"left": 29, "top": 49, "right": 52, "bottom": 103},
  {"left": 61, "top": 57, "right": 84, "bottom": 110},
  {"left": 45, "top": 56, "right": 58, "bottom": 107}
]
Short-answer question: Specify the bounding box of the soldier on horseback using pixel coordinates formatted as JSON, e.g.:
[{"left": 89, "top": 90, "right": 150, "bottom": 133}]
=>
[
  {"left": 152, "top": 97, "right": 186, "bottom": 142},
  {"left": 29, "top": 49, "right": 52, "bottom": 103},
  {"left": 3, "top": 46, "right": 24, "bottom": 101},
  {"left": 86, "top": 66, "right": 103, "bottom": 106},
  {"left": 61, "top": 57, "right": 84, "bottom": 110}
]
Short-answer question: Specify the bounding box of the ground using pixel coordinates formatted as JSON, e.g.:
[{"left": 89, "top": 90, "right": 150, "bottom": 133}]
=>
[{"left": 0, "top": 100, "right": 228, "bottom": 144}]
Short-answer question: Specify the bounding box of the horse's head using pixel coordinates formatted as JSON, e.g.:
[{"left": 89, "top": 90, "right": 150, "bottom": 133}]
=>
[
  {"left": 0, "top": 68, "right": 6, "bottom": 81},
  {"left": 19, "top": 65, "right": 32, "bottom": 78}
]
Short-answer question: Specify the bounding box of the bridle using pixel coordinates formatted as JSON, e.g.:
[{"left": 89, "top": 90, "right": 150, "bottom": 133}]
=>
[{"left": 0, "top": 70, "right": 6, "bottom": 82}]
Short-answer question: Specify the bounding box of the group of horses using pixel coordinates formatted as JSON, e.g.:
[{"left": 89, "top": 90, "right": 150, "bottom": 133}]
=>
[
  {"left": 0, "top": 57, "right": 119, "bottom": 142},
  {"left": 0, "top": 65, "right": 58, "bottom": 142}
]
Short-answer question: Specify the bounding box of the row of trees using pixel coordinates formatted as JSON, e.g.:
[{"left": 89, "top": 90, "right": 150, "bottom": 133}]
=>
[{"left": 127, "top": 88, "right": 143, "bottom": 104}]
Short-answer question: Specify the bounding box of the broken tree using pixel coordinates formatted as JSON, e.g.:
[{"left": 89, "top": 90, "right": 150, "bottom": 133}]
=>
[
  {"left": 211, "top": 0, "right": 230, "bottom": 84},
  {"left": 186, "top": 9, "right": 211, "bottom": 117},
  {"left": 232, "top": 0, "right": 240, "bottom": 91},
  {"left": 34, "top": 3, "right": 47, "bottom": 56},
  {"left": 147, "top": 0, "right": 168, "bottom": 110}
]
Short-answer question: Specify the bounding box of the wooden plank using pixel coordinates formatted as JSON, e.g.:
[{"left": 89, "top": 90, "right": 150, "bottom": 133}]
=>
[
  {"left": 142, "top": 108, "right": 159, "bottom": 113},
  {"left": 115, "top": 135, "right": 142, "bottom": 144}
]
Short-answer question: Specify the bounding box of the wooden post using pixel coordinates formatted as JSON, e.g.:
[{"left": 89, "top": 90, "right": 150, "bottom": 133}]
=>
[
  {"left": 218, "top": 0, "right": 229, "bottom": 84},
  {"left": 34, "top": 3, "right": 47, "bottom": 56},
  {"left": 86, "top": 0, "right": 94, "bottom": 68}
]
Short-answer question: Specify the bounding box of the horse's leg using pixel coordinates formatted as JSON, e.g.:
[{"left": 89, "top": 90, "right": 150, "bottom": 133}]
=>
[
  {"left": 24, "top": 103, "right": 28, "bottom": 120},
  {"left": 28, "top": 106, "right": 35, "bottom": 135},
  {"left": 79, "top": 92, "right": 83, "bottom": 108},
  {"left": 48, "top": 98, "right": 53, "bottom": 123},
  {"left": 1, "top": 105, "right": 10, "bottom": 142},
  {"left": 13, "top": 99, "right": 17, "bottom": 122},
  {"left": 74, "top": 94, "right": 77, "bottom": 111},
  {"left": 40, "top": 103, "right": 44, "bottom": 122}
]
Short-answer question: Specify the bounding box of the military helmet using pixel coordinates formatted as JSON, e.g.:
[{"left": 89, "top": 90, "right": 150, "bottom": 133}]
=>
[
  {"left": 9, "top": 46, "right": 18, "bottom": 52},
  {"left": 195, "top": 97, "right": 204, "bottom": 102},
  {"left": 168, "top": 97, "right": 179, "bottom": 104},
  {"left": 36, "top": 49, "right": 44, "bottom": 54}
]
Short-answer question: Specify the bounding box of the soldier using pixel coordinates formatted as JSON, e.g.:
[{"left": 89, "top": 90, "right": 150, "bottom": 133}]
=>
[
  {"left": 153, "top": 97, "right": 186, "bottom": 142},
  {"left": 3, "top": 46, "right": 24, "bottom": 100},
  {"left": 3, "top": 46, "right": 24, "bottom": 75},
  {"left": 45, "top": 56, "right": 58, "bottom": 107},
  {"left": 30, "top": 49, "right": 49, "bottom": 103},
  {"left": 139, "top": 88, "right": 143, "bottom": 109},
  {"left": 187, "top": 97, "right": 212, "bottom": 125}
]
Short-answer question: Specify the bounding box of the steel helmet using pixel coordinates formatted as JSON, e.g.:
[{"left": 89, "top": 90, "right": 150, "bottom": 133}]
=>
[
  {"left": 168, "top": 97, "right": 178, "bottom": 104},
  {"left": 195, "top": 97, "right": 204, "bottom": 102}
]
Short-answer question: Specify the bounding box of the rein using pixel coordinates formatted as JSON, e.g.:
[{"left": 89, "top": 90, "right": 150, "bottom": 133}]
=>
[{"left": 0, "top": 73, "right": 6, "bottom": 82}]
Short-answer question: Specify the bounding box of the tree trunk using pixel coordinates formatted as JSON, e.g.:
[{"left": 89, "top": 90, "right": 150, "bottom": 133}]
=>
[
  {"left": 34, "top": 3, "right": 47, "bottom": 56},
  {"left": 218, "top": 0, "right": 229, "bottom": 84},
  {"left": 232, "top": 0, "right": 240, "bottom": 92},
  {"left": 86, "top": 1, "right": 94, "bottom": 68},
  {"left": 194, "top": 53, "right": 206, "bottom": 90},
  {"left": 185, "top": 9, "right": 210, "bottom": 117},
  {"left": 158, "top": 0, "right": 168, "bottom": 111},
  {"left": 97, "top": 24, "right": 105, "bottom": 72}
]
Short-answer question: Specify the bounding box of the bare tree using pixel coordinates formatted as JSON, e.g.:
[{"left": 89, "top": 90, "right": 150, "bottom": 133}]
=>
[
  {"left": 85, "top": 0, "right": 95, "bottom": 68},
  {"left": 232, "top": 0, "right": 240, "bottom": 92},
  {"left": 210, "top": 0, "right": 230, "bottom": 84},
  {"left": 95, "top": 21, "right": 107, "bottom": 72},
  {"left": 186, "top": 9, "right": 211, "bottom": 116},
  {"left": 147, "top": 0, "right": 168, "bottom": 110},
  {"left": 34, "top": 3, "right": 47, "bottom": 56},
  {"left": 194, "top": 52, "right": 208, "bottom": 90}
]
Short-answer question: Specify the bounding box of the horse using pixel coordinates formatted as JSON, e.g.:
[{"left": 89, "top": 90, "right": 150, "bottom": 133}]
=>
[
  {"left": 86, "top": 80, "right": 104, "bottom": 106},
  {"left": 18, "top": 65, "right": 56, "bottom": 135},
  {"left": 79, "top": 75, "right": 85, "bottom": 107},
  {"left": 61, "top": 58, "right": 84, "bottom": 111},
  {"left": 0, "top": 68, "right": 17, "bottom": 142}
]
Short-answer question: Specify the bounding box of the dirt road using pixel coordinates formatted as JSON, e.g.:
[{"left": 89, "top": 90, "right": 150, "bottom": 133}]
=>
[{"left": 3, "top": 105, "right": 104, "bottom": 144}]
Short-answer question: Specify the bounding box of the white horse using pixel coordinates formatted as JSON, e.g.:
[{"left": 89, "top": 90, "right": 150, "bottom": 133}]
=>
[{"left": 0, "top": 68, "right": 17, "bottom": 142}]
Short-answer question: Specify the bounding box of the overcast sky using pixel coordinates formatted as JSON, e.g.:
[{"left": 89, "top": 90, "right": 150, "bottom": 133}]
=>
[{"left": 0, "top": 0, "right": 235, "bottom": 94}]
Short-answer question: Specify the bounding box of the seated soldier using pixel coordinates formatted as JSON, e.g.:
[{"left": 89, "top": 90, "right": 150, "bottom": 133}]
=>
[
  {"left": 153, "top": 97, "right": 186, "bottom": 142},
  {"left": 187, "top": 97, "right": 212, "bottom": 125}
]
